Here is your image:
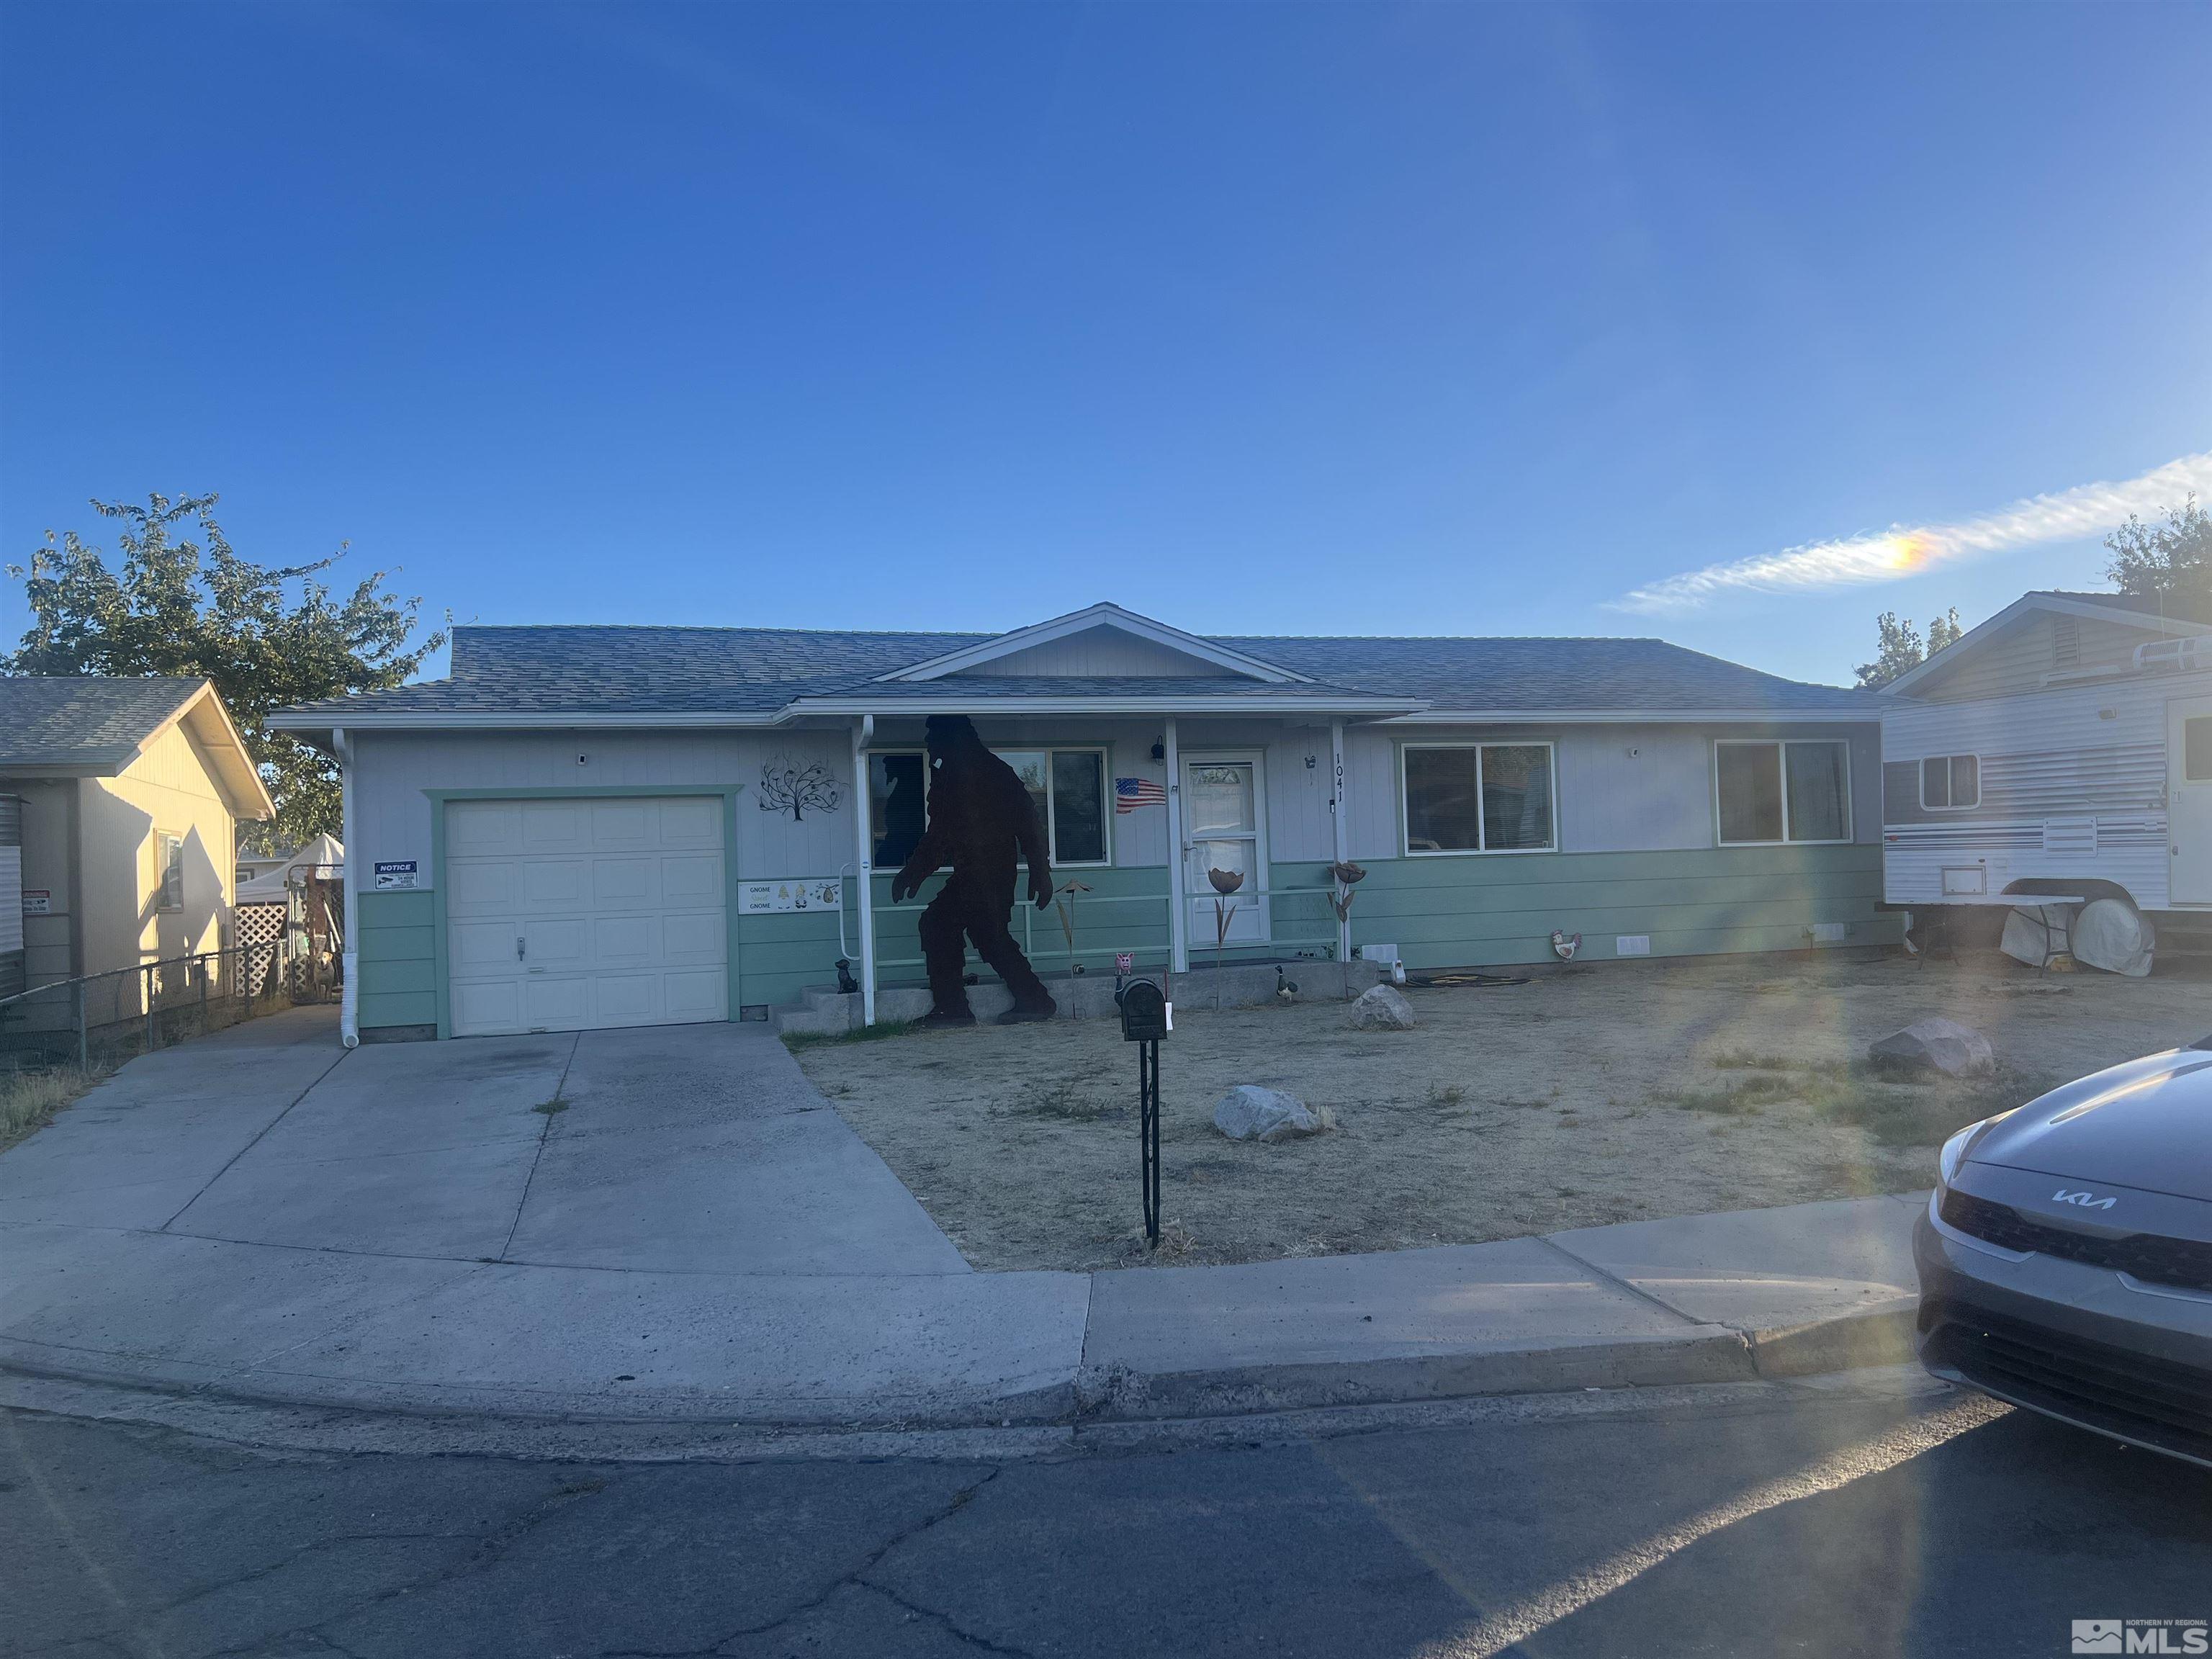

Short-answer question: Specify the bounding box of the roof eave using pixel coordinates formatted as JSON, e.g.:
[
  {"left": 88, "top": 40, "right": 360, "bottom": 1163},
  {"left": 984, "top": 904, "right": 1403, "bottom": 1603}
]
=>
[
  {"left": 789, "top": 693, "right": 1424, "bottom": 716},
  {"left": 874, "top": 602, "right": 1313, "bottom": 685},
  {"left": 1384, "top": 707, "right": 1874, "bottom": 725}
]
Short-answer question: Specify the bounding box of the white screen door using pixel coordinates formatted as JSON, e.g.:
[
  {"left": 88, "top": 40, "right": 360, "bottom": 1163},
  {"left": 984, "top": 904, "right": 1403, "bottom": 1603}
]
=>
[
  {"left": 1184, "top": 755, "right": 1268, "bottom": 945},
  {"left": 2168, "top": 698, "right": 2212, "bottom": 904}
]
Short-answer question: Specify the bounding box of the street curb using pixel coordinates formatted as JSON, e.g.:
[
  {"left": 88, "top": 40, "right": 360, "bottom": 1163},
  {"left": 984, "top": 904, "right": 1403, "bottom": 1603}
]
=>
[{"left": 1745, "top": 1298, "right": 1920, "bottom": 1380}]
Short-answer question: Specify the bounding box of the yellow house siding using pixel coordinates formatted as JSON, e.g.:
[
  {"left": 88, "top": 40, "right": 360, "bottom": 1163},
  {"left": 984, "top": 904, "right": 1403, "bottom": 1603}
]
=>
[{"left": 96, "top": 720, "right": 238, "bottom": 979}]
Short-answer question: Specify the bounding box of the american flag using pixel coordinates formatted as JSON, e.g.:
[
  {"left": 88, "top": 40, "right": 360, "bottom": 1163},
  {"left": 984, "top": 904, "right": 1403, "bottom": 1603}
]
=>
[{"left": 1115, "top": 775, "right": 1166, "bottom": 814}]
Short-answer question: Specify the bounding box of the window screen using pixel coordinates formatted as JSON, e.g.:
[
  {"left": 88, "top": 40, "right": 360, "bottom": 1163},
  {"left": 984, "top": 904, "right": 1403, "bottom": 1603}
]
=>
[
  {"left": 1784, "top": 742, "right": 1850, "bottom": 841},
  {"left": 157, "top": 833, "right": 185, "bottom": 912},
  {"left": 1050, "top": 751, "right": 1106, "bottom": 863},
  {"left": 1717, "top": 744, "right": 1784, "bottom": 844},
  {"left": 1404, "top": 748, "right": 1483, "bottom": 851},
  {"left": 1480, "top": 746, "right": 1554, "bottom": 850},
  {"left": 870, "top": 753, "right": 926, "bottom": 867}
]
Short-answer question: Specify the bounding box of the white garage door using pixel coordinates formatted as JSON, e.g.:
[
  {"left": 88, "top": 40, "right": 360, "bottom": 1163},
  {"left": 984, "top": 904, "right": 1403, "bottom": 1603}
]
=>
[{"left": 445, "top": 796, "right": 728, "bottom": 1038}]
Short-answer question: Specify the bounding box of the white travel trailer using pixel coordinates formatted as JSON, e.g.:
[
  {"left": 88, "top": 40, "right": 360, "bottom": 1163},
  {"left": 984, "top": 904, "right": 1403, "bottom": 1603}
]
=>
[{"left": 1881, "top": 590, "right": 2212, "bottom": 922}]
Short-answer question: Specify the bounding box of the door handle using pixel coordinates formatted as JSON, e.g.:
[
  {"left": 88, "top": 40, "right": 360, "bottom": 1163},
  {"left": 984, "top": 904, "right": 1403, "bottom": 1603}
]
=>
[{"left": 516, "top": 936, "right": 526, "bottom": 960}]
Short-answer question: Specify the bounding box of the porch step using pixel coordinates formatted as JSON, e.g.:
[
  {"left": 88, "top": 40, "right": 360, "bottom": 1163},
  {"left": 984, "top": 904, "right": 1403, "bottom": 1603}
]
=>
[{"left": 768, "top": 958, "right": 1388, "bottom": 1037}]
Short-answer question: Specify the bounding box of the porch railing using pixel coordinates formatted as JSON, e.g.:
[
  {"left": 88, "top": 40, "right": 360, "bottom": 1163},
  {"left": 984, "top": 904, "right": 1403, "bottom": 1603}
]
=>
[{"left": 866, "top": 881, "right": 1343, "bottom": 981}]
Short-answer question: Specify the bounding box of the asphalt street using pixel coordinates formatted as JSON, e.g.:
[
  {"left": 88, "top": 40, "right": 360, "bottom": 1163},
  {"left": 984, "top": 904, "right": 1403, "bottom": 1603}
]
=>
[{"left": 4, "top": 1375, "right": 2208, "bottom": 1659}]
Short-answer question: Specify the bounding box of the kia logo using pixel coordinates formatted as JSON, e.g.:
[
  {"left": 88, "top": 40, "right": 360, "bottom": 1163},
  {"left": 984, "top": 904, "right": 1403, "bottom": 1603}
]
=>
[{"left": 2054, "top": 1189, "right": 2118, "bottom": 1210}]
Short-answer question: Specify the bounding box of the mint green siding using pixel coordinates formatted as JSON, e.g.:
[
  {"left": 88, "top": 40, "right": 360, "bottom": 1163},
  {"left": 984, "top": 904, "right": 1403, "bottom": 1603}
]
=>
[
  {"left": 1275, "top": 843, "right": 1897, "bottom": 968},
  {"left": 356, "top": 889, "right": 438, "bottom": 1029}
]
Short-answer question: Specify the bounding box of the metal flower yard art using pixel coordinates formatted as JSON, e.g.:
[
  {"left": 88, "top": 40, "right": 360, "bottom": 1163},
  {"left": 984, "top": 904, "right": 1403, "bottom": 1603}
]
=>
[{"left": 1207, "top": 866, "right": 1244, "bottom": 1007}]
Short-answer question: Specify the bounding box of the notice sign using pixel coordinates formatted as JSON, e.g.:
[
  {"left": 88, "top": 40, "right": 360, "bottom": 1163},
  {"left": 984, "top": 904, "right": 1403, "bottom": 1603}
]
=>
[
  {"left": 740, "top": 878, "right": 842, "bottom": 914},
  {"left": 21, "top": 889, "right": 49, "bottom": 915},
  {"left": 374, "top": 860, "right": 420, "bottom": 891}
]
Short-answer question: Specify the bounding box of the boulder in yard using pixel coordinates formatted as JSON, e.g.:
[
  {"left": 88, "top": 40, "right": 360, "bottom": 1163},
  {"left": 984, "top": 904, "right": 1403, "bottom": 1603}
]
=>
[
  {"left": 1213, "top": 1084, "right": 1336, "bottom": 1143},
  {"left": 1348, "top": 983, "right": 1417, "bottom": 1031},
  {"left": 1869, "top": 1017, "right": 1994, "bottom": 1078}
]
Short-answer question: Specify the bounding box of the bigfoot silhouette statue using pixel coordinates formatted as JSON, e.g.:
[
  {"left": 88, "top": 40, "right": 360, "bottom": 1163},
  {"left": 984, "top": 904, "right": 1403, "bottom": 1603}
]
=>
[{"left": 889, "top": 715, "right": 1058, "bottom": 1028}]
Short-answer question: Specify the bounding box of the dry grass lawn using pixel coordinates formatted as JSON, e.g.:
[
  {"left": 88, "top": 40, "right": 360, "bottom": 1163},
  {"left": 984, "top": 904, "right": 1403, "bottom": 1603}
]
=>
[{"left": 794, "top": 953, "right": 2212, "bottom": 1272}]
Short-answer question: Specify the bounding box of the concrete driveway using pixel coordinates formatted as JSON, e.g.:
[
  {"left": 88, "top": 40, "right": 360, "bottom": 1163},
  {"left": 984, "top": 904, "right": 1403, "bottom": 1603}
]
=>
[
  {"left": 4, "top": 1007, "right": 964, "bottom": 1275},
  {"left": 0, "top": 1009, "right": 1087, "bottom": 1421}
]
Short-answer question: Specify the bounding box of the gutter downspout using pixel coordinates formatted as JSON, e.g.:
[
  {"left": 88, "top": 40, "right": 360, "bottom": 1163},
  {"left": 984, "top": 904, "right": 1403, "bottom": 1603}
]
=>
[
  {"left": 1164, "top": 717, "right": 1187, "bottom": 974},
  {"left": 335, "top": 727, "right": 359, "bottom": 1048},
  {"left": 1330, "top": 719, "right": 1350, "bottom": 963},
  {"left": 850, "top": 716, "right": 877, "bottom": 1027}
]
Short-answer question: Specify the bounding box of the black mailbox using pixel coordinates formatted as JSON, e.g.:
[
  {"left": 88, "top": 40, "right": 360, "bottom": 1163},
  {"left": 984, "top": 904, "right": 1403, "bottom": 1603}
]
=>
[{"left": 1115, "top": 977, "right": 1170, "bottom": 1042}]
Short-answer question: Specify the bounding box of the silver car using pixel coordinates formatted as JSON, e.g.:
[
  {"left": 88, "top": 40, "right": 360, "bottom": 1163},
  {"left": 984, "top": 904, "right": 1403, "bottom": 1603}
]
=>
[{"left": 1915, "top": 1040, "right": 2212, "bottom": 1467}]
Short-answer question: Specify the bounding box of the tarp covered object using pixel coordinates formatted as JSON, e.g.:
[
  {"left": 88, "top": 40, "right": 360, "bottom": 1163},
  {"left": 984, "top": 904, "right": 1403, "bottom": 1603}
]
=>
[
  {"left": 2072, "top": 897, "right": 2155, "bottom": 977},
  {"left": 1999, "top": 904, "right": 2074, "bottom": 968}
]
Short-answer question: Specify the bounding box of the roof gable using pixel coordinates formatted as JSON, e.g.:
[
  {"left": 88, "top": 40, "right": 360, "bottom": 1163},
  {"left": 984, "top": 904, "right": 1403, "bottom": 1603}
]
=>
[
  {"left": 877, "top": 603, "right": 1305, "bottom": 684},
  {"left": 1884, "top": 590, "right": 2212, "bottom": 698}
]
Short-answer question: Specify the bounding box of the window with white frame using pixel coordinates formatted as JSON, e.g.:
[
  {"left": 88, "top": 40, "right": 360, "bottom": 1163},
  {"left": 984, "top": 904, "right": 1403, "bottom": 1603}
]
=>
[
  {"left": 1920, "top": 753, "right": 1979, "bottom": 811},
  {"left": 1715, "top": 739, "right": 1851, "bottom": 845},
  {"left": 155, "top": 832, "right": 185, "bottom": 912},
  {"left": 869, "top": 747, "right": 1110, "bottom": 868},
  {"left": 1402, "top": 743, "right": 1556, "bottom": 854}
]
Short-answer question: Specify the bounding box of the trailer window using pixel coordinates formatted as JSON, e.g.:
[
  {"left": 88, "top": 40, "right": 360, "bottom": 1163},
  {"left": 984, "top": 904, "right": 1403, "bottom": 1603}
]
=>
[
  {"left": 2187, "top": 719, "right": 2212, "bottom": 783},
  {"left": 1920, "top": 754, "right": 1979, "bottom": 810}
]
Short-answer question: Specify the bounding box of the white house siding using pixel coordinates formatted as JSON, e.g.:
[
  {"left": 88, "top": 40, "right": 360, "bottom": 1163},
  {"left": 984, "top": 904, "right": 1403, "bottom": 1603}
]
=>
[{"left": 1881, "top": 675, "right": 2190, "bottom": 910}]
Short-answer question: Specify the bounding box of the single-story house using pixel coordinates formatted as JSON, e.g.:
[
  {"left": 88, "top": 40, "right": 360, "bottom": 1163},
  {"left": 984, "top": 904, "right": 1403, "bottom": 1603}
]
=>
[
  {"left": 0, "top": 676, "right": 275, "bottom": 1004},
  {"left": 265, "top": 603, "right": 1894, "bottom": 1043},
  {"left": 1880, "top": 588, "right": 2212, "bottom": 919}
]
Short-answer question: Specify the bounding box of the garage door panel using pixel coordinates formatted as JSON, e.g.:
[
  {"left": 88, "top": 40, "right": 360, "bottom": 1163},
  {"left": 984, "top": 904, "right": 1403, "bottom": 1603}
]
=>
[
  {"left": 523, "top": 978, "right": 590, "bottom": 1029},
  {"left": 664, "top": 970, "right": 727, "bottom": 1022},
  {"left": 588, "top": 802, "right": 652, "bottom": 847},
  {"left": 522, "top": 802, "right": 588, "bottom": 850},
  {"left": 591, "top": 856, "right": 661, "bottom": 908},
  {"left": 449, "top": 806, "right": 522, "bottom": 855},
  {"left": 520, "top": 859, "right": 590, "bottom": 909},
  {"left": 660, "top": 853, "right": 723, "bottom": 905},
  {"left": 662, "top": 912, "right": 724, "bottom": 963},
  {"left": 446, "top": 860, "right": 517, "bottom": 917},
  {"left": 521, "top": 917, "right": 590, "bottom": 971},
  {"left": 451, "top": 979, "right": 522, "bottom": 1033},
  {"left": 593, "top": 914, "right": 660, "bottom": 964},
  {"left": 594, "top": 975, "right": 660, "bottom": 1024},
  {"left": 445, "top": 796, "right": 732, "bottom": 1038},
  {"left": 657, "top": 798, "right": 721, "bottom": 846}
]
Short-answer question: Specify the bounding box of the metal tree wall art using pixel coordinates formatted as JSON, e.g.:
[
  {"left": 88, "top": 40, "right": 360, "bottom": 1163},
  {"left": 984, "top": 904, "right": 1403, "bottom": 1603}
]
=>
[
  {"left": 1328, "top": 860, "right": 1368, "bottom": 995},
  {"left": 757, "top": 756, "right": 844, "bottom": 821}
]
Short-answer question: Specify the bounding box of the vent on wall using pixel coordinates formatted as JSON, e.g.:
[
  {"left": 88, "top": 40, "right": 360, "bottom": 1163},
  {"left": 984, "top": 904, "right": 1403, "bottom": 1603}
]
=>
[{"left": 2052, "top": 615, "right": 2080, "bottom": 674}]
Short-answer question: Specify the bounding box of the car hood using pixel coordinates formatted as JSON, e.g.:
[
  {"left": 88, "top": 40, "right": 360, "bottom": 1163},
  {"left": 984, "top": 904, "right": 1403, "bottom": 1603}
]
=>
[{"left": 1965, "top": 1046, "right": 2212, "bottom": 1202}]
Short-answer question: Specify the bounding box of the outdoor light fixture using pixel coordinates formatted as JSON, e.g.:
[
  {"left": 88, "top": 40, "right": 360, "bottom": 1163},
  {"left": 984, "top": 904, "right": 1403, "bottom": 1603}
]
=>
[{"left": 1150, "top": 737, "right": 1166, "bottom": 761}]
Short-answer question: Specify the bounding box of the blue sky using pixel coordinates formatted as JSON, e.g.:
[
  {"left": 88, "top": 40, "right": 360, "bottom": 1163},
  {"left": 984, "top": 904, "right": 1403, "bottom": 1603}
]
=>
[{"left": 3, "top": 2, "right": 2206, "bottom": 687}]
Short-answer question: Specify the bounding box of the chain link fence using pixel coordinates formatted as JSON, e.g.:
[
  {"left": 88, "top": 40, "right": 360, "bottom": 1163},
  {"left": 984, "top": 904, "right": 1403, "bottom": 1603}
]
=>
[{"left": 0, "top": 945, "right": 296, "bottom": 1072}]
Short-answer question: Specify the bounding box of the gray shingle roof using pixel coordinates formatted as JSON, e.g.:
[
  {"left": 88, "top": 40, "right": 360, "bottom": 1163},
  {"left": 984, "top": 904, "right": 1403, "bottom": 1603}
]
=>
[
  {"left": 272, "top": 624, "right": 1871, "bottom": 721},
  {"left": 0, "top": 676, "right": 206, "bottom": 769}
]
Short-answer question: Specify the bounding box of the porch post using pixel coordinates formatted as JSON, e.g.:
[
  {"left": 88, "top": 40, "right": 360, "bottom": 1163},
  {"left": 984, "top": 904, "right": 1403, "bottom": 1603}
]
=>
[
  {"left": 850, "top": 717, "right": 878, "bottom": 1027},
  {"left": 1164, "top": 717, "right": 1187, "bottom": 974},
  {"left": 1330, "top": 719, "right": 1350, "bottom": 963}
]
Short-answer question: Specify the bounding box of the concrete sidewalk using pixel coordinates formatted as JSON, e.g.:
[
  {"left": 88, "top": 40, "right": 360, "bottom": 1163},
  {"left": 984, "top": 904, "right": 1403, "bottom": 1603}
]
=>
[{"left": 0, "top": 1009, "right": 1925, "bottom": 1427}]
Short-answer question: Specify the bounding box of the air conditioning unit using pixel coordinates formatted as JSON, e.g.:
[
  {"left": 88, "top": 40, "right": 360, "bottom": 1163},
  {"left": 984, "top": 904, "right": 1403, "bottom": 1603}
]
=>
[{"left": 2132, "top": 637, "right": 2209, "bottom": 673}]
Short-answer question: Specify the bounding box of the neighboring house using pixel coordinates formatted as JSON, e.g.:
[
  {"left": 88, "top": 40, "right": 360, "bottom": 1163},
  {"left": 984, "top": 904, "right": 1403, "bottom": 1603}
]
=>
[
  {"left": 266, "top": 603, "right": 1894, "bottom": 1043},
  {"left": 1879, "top": 589, "right": 2212, "bottom": 918},
  {"left": 0, "top": 677, "right": 275, "bottom": 1003}
]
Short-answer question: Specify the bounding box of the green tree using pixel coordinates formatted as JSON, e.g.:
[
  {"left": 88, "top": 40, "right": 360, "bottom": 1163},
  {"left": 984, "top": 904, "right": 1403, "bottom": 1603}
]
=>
[
  {"left": 2105, "top": 496, "right": 2212, "bottom": 615},
  {"left": 6, "top": 493, "right": 445, "bottom": 850},
  {"left": 1855, "top": 607, "right": 1962, "bottom": 689}
]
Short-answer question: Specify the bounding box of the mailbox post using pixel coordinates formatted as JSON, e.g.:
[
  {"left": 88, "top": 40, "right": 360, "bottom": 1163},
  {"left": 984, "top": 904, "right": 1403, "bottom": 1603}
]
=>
[{"left": 1115, "top": 976, "right": 1170, "bottom": 1245}]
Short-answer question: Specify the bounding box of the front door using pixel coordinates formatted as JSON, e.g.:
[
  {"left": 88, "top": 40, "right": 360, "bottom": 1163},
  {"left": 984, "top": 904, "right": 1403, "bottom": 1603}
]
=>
[
  {"left": 2168, "top": 698, "right": 2212, "bottom": 904},
  {"left": 1184, "top": 755, "right": 1269, "bottom": 947}
]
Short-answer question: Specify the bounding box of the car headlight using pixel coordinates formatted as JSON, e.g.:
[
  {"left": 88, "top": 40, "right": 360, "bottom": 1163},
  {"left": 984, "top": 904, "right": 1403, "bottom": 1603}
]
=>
[{"left": 1938, "top": 1121, "right": 1983, "bottom": 1187}]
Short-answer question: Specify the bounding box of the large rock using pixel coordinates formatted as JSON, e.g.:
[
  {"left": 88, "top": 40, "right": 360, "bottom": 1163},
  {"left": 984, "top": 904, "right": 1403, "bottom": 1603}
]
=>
[
  {"left": 1869, "top": 1017, "right": 1995, "bottom": 1078},
  {"left": 1213, "top": 1084, "right": 1336, "bottom": 1143},
  {"left": 1348, "top": 983, "right": 1417, "bottom": 1031}
]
